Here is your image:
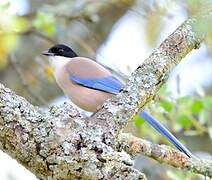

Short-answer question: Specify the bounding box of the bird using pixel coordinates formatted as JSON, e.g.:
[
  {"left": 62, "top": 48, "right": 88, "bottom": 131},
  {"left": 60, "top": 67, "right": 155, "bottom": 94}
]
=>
[{"left": 42, "top": 44, "right": 192, "bottom": 158}]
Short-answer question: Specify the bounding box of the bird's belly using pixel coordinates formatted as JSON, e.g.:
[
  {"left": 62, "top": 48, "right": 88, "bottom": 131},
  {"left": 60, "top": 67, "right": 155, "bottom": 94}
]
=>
[
  {"left": 65, "top": 86, "right": 113, "bottom": 112},
  {"left": 54, "top": 67, "right": 113, "bottom": 112}
]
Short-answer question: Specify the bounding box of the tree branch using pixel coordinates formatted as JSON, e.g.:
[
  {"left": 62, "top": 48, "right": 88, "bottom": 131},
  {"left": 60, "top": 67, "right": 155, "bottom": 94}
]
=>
[
  {"left": 92, "top": 18, "right": 202, "bottom": 132},
  {"left": 87, "top": 18, "right": 203, "bottom": 153},
  {"left": 119, "top": 133, "right": 212, "bottom": 178},
  {"left": 0, "top": 83, "right": 145, "bottom": 179},
  {"left": 0, "top": 9, "right": 212, "bottom": 179}
]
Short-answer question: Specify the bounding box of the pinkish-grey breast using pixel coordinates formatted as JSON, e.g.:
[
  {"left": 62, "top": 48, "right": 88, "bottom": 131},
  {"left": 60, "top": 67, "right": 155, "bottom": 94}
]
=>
[{"left": 54, "top": 57, "right": 114, "bottom": 112}]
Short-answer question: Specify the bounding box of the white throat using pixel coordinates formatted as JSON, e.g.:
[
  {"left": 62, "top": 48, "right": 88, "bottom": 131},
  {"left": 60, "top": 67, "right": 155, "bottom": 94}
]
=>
[{"left": 48, "top": 56, "right": 69, "bottom": 70}]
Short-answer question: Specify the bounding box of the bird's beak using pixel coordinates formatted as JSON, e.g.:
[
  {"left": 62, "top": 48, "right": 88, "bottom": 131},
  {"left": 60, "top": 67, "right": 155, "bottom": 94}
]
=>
[{"left": 42, "top": 51, "right": 54, "bottom": 56}]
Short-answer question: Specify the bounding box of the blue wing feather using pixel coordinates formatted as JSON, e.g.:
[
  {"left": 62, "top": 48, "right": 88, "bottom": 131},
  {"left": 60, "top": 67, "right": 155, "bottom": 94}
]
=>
[
  {"left": 70, "top": 75, "right": 192, "bottom": 158},
  {"left": 140, "top": 111, "right": 192, "bottom": 158},
  {"left": 70, "top": 75, "right": 123, "bottom": 94}
]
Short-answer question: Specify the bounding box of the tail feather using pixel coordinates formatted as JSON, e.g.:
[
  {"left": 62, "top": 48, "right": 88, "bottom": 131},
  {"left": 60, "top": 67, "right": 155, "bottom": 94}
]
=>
[{"left": 140, "top": 111, "right": 192, "bottom": 158}]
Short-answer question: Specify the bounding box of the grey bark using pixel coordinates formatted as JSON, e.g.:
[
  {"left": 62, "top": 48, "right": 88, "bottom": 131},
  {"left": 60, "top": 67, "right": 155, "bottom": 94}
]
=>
[
  {"left": 0, "top": 84, "right": 145, "bottom": 179},
  {"left": 0, "top": 11, "right": 212, "bottom": 180},
  {"left": 119, "top": 133, "right": 212, "bottom": 178}
]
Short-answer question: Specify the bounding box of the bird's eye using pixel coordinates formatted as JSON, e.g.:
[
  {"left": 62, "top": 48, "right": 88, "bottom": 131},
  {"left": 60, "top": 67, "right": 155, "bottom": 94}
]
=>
[{"left": 59, "top": 49, "right": 64, "bottom": 53}]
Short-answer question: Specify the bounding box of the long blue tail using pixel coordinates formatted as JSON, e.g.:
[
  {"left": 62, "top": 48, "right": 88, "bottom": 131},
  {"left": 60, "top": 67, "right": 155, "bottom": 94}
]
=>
[
  {"left": 70, "top": 75, "right": 193, "bottom": 158},
  {"left": 140, "top": 111, "right": 192, "bottom": 158}
]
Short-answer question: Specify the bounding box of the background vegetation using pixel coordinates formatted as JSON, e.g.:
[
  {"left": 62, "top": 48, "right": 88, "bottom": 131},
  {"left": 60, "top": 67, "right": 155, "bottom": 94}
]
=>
[{"left": 0, "top": 0, "right": 211, "bottom": 179}]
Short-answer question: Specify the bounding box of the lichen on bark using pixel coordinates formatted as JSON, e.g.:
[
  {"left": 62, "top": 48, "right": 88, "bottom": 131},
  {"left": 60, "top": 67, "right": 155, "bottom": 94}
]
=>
[
  {"left": 0, "top": 84, "right": 146, "bottom": 179},
  {"left": 0, "top": 12, "right": 211, "bottom": 179}
]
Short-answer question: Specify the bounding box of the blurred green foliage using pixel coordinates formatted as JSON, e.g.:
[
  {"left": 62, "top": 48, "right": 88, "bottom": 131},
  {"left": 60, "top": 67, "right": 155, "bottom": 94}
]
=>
[
  {"left": 33, "top": 12, "right": 56, "bottom": 37},
  {"left": 144, "top": 2, "right": 168, "bottom": 47},
  {"left": 166, "top": 169, "right": 202, "bottom": 180},
  {"left": 0, "top": 2, "right": 28, "bottom": 70},
  {"left": 0, "top": 0, "right": 211, "bottom": 179},
  {"left": 134, "top": 84, "right": 211, "bottom": 179},
  {"left": 135, "top": 85, "right": 211, "bottom": 137}
]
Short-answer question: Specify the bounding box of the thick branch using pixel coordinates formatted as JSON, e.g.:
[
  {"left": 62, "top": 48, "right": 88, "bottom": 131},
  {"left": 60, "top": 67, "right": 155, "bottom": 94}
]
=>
[
  {"left": 119, "top": 133, "right": 212, "bottom": 178},
  {"left": 0, "top": 84, "right": 145, "bottom": 179},
  {"left": 84, "top": 19, "right": 205, "bottom": 170},
  {"left": 90, "top": 18, "right": 202, "bottom": 134},
  {"left": 0, "top": 7, "right": 212, "bottom": 180}
]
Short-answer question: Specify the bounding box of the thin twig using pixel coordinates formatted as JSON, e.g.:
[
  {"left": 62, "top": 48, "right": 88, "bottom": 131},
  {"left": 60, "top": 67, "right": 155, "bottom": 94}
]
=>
[{"left": 119, "top": 133, "right": 212, "bottom": 178}]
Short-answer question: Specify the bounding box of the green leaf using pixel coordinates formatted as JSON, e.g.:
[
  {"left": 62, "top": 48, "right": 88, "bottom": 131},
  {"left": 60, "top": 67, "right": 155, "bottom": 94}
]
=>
[
  {"left": 203, "top": 97, "right": 212, "bottom": 109},
  {"left": 134, "top": 114, "right": 145, "bottom": 127},
  {"left": 0, "top": 2, "right": 10, "bottom": 11},
  {"left": 158, "top": 84, "right": 171, "bottom": 96},
  {"left": 166, "top": 170, "right": 182, "bottom": 180},
  {"left": 167, "top": 169, "right": 198, "bottom": 180},
  {"left": 160, "top": 100, "right": 173, "bottom": 112},
  {"left": 33, "top": 12, "right": 56, "bottom": 36},
  {"left": 191, "top": 100, "right": 203, "bottom": 114},
  {"left": 177, "top": 114, "right": 192, "bottom": 129},
  {"left": 192, "top": 16, "right": 208, "bottom": 36},
  {"left": 178, "top": 96, "right": 192, "bottom": 105}
]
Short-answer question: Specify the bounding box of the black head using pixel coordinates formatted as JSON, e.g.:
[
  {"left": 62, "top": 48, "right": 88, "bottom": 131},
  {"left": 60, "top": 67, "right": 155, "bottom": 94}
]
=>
[{"left": 42, "top": 44, "right": 78, "bottom": 58}]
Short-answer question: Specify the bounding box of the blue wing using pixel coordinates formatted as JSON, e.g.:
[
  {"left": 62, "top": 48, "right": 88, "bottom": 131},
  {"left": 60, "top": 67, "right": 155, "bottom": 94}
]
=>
[
  {"left": 70, "top": 75, "right": 123, "bottom": 94},
  {"left": 140, "top": 111, "right": 192, "bottom": 158},
  {"left": 70, "top": 75, "right": 192, "bottom": 158}
]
